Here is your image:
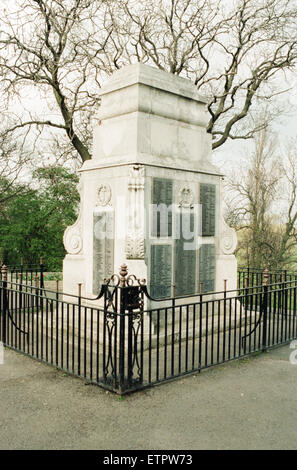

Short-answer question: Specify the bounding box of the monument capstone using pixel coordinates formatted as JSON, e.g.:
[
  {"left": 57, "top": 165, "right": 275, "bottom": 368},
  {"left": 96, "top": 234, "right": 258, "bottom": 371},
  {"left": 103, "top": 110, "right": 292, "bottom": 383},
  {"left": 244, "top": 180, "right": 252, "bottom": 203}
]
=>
[{"left": 63, "top": 63, "right": 237, "bottom": 301}]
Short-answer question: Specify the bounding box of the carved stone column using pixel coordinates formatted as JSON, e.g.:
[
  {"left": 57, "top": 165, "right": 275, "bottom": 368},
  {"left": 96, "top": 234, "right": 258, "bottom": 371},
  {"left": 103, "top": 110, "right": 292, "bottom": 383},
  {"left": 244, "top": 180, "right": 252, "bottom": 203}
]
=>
[{"left": 125, "top": 165, "right": 145, "bottom": 259}]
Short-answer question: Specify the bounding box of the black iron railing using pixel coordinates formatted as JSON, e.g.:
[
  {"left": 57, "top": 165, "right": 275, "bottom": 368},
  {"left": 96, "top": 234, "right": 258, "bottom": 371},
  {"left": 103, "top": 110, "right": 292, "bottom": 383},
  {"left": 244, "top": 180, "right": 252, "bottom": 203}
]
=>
[
  {"left": 1, "top": 259, "right": 46, "bottom": 289},
  {"left": 238, "top": 266, "right": 297, "bottom": 290},
  {"left": 1, "top": 264, "right": 297, "bottom": 394}
]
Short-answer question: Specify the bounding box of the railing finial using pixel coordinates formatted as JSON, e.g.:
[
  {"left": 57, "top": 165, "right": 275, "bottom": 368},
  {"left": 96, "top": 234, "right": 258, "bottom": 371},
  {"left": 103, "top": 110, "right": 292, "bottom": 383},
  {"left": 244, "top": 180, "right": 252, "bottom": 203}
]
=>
[
  {"left": 78, "top": 282, "right": 82, "bottom": 298},
  {"left": 1, "top": 264, "right": 7, "bottom": 282},
  {"left": 263, "top": 267, "right": 269, "bottom": 286}
]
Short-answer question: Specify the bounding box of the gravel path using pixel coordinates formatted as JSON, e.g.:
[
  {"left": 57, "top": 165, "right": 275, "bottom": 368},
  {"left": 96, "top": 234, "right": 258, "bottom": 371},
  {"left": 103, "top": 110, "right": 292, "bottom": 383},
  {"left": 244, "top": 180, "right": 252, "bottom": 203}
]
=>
[{"left": 0, "top": 344, "right": 296, "bottom": 450}]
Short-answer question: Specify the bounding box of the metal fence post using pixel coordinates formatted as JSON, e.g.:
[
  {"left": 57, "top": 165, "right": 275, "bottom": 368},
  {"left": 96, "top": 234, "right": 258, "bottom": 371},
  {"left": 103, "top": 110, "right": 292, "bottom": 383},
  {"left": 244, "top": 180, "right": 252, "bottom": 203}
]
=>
[
  {"left": 127, "top": 305, "right": 133, "bottom": 386},
  {"left": 40, "top": 257, "right": 44, "bottom": 289},
  {"left": 283, "top": 271, "right": 288, "bottom": 340},
  {"left": 262, "top": 267, "right": 269, "bottom": 351},
  {"left": 77, "top": 283, "right": 82, "bottom": 376},
  {"left": 242, "top": 277, "right": 249, "bottom": 354},
  {"left": 281, "top": 271, "right": 286, "bottom": 342},
  {"left": 20, "top": 259, "right": 23, "bottom": 286},
  {"left": 1, "top": 265, "right": 7, "bottom": 345},
  {"left": 198, "top": 282, "right": 203, "bottom": 371},
  {"left": 18, "top": 273, "right": 23, "bottom": 346},
  {"left": 223, "top": 279, "right": 227, "bottom": 361},
  {"left": 119, "top": 264, "right": 128, "bottom": 393}
]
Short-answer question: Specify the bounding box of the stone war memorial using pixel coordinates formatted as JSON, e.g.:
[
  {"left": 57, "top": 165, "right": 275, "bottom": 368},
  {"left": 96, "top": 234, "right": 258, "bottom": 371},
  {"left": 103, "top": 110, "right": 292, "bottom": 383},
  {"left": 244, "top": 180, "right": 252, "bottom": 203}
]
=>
[
  {"left": 6, "top": 63, "right": 292, "bottom": 396},
  {"left": 63, "top": 63, "right": 237, "bottom": 303}
]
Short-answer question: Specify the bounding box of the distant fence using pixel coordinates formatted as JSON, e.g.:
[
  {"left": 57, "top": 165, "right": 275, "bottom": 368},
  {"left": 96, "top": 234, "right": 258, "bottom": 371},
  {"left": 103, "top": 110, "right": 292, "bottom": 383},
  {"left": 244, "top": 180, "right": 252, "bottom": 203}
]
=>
[
  {"left": 2, "top": 259, "right": 45, "bottom": 288},
  {"left": 238, "top": 266, "right": 297, "bottom": 290},
  {"left": 1, "top": 263, "right": 297, "bottom": 394},
  {"left": 0, "top": 260, "right": 64, "bottom": 293}
]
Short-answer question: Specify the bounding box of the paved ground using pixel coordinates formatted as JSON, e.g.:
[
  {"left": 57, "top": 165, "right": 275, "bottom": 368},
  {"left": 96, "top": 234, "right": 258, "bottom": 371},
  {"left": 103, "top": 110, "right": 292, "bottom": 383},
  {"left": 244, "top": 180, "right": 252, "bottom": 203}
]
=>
[{"left": 0, "top": 344, "right": 297, "bottom": 450}]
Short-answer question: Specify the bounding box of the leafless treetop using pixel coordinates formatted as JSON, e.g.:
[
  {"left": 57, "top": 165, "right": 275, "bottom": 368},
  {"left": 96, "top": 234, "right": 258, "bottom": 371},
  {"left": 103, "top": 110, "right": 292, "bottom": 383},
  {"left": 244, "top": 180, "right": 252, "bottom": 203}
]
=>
[{"left": 1, "top": 0, "right": 297, "bottom": 164}]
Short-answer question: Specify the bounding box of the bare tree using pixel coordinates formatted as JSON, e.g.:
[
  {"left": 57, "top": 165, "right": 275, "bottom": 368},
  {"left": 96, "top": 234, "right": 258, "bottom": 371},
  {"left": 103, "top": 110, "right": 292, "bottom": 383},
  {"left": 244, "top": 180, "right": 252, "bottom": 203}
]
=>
[
  {"left": 1, "top": 0, "right": 297, "bottom": 165},
  {"left": 226, "top": 129, "right": 297, "bottom": 270},
  {"left": 0, "top": 0, "right": 113, "bottom": 163},
  {"left": 107, "top": 0, "right": 297, "bottom": 148}
]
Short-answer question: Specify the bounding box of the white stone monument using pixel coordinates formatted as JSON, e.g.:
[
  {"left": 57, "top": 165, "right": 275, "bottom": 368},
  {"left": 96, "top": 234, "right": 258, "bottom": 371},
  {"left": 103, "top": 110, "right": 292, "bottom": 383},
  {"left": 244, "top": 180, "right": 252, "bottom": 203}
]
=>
[{"left": 63, "top": 63, "right": 237, "bottom": 300}]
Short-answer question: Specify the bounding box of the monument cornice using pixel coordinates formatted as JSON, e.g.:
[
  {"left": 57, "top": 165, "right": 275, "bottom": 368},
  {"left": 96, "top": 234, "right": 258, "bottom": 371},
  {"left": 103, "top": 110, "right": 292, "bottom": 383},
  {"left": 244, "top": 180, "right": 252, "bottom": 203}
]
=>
[
  {"left": 98, "top": 63, "right": 208, "bottom": 104},
  {"left": 79, "top": 161, "right": 223, "bottom": 178}
]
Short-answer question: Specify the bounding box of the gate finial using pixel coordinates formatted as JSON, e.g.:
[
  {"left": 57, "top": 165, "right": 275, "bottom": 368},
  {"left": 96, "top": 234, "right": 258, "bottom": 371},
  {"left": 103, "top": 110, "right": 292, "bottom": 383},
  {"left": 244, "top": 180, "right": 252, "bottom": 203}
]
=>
[{"left": 119, "top": 264, "right": 128, "bottom": 287}]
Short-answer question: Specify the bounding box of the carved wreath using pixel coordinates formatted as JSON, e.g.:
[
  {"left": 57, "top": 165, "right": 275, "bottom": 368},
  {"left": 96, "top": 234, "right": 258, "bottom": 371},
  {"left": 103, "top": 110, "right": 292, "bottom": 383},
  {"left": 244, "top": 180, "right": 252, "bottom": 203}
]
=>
[
  {"left": 97, "top": 183, "right": 112, "bottom": 207},
  {"left": 178, "top": 186, "right": 194, "bottom": 208}
]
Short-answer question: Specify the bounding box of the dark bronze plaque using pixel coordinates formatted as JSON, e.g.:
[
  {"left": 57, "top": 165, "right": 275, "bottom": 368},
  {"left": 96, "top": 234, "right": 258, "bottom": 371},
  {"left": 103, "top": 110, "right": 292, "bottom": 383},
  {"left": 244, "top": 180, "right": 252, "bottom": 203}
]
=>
[
  {"left": 150, "top": 244, "right": 172, "bottom": 299},
  {"left": 93, "top": 210, "right": 114, "bottom": 295},
  {"left": 122, "top": 286, "right": 141, "bottom": 310},
  {"left": 152, "top": 178, "right": 173, "bottom": 237},
  {"left": 200, "top": 183, "right": 216, "bottom": 236},
  {"left": 199, "top": 244, "right": 216, "bottom": 293},
  {"left": 175, "top": 211, "right": 196, "bottom": 296}
]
